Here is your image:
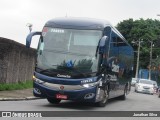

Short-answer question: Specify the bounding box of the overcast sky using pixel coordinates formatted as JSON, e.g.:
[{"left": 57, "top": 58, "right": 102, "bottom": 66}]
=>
[{"left": 0, "top": 0, "right": 160, "bottom": 48}]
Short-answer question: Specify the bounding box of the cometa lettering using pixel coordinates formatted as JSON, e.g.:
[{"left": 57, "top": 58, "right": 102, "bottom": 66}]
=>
[{"left": 57, "top": 74, "right": 71, "bottom": 78}]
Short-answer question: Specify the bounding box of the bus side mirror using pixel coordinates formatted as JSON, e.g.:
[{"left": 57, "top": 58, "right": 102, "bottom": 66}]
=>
[
  {"left": 99, "top": 36, "right": 108, "bottom": 54},
  {"left": 26, "top": 32, "right": 41, "bottom": 48}
]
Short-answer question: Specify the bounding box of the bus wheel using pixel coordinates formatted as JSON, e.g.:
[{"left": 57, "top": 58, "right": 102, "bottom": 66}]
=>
[
  {"left": 47, "top": 98, "right": 61, "bottom": 104},
  {"left": 96, "top": 86, "right": 109, "bottom": 107},
  {"left": 119, "top": 86, "right": 127, "bottom": 100}
]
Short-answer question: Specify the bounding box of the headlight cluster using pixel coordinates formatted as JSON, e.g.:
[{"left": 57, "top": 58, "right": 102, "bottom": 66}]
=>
[
  {"left": 82, "top": 81, "right": 100, "bottom": 88},
  {"left": 138, "top": 85, "right": 142, "bottom": 88},
  {"left": 81, "top": 78, "right": 101, "bottom": 88},
  {"left": 32, "top": 76, "right": 44, "bottom": 84}
]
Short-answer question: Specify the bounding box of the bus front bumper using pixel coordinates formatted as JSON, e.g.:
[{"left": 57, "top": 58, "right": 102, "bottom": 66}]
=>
[{"left": 33, "top": 81, "right": 97, "bottom": 102}]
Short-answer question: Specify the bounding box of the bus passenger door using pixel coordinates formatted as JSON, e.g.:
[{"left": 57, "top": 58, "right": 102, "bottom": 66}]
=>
[
  {"left": 117, "top": 37, "right": 132, "bottom": 95},
  {"left": 106, "top": 38, "right": 120, "bottom": 98},
  {"left": 107, "top": 57, "right": 121, "bottom": 98}
]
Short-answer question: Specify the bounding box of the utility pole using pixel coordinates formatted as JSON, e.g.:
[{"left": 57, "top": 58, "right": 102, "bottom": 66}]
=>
[
  {"left": 149, "top": 40, "right": 153, "bottom": 80},
  {"left": 132, "top": 39, "right": 142, "bottom": 79},
  {"left": 135, "top": 40, "right": 141, "bottom": 78}
]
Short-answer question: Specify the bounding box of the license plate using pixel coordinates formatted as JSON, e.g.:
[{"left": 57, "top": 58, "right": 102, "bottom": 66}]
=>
[
  {"left": 143, "top": 90, "right": 149, "bottom": 93},
  {"left": 56, "top": 94, "right": 67, "bottom": 99}
]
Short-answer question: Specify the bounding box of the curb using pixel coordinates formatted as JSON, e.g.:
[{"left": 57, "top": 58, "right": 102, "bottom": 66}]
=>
[{"left": 0, "top": 96, "right": 42, "bottom": 101}]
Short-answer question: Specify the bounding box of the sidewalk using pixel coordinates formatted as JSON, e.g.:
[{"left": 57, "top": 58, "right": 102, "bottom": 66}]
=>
[{"left": 0, "top": 88, "right": 40, "bottom": 101}]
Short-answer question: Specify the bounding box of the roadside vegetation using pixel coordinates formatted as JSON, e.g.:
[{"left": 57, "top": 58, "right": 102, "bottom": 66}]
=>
[{"left": 0, "top": 80, "right": 33, "bottom": 91}]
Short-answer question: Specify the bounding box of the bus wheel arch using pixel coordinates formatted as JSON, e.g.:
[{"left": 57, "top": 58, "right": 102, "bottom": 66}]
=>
[
  {"left": 119, "top": 84, "right": 128, "bottom": 100},
  {"left": 96, "top": 85, "right": 109, "bottom": 107}
]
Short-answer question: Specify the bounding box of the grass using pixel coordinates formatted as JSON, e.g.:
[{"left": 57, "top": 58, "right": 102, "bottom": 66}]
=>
[{"left": 0, "top": 80, "right": 33, "bottom": 91}]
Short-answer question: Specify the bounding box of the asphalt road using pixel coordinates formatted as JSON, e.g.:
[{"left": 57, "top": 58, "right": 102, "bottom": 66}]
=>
[
  {"left": 0, "top": 87, "right": 160, "bottom": 119},
  {"left": 0, "top": 87, "right": 159, "bottom": 111}
]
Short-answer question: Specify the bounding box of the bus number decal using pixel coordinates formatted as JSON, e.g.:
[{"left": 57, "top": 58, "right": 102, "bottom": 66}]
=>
[{"left": 51, "top": 29, "right": 64, "bottom": 33}]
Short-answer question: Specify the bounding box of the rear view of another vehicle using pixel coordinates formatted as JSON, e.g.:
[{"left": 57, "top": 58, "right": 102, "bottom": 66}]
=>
[{"left": 135, "top": 79, "right": 155, "bottom": 95}]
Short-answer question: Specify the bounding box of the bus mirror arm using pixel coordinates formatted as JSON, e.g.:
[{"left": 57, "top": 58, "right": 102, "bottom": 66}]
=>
[{"left": 26, "top": 32, "right": 41, "bottom": 48}]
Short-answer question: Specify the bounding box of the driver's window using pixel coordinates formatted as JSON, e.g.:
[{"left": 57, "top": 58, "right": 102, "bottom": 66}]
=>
[{"left": 37, "top": 37, "right": 44, "bottom": 55}]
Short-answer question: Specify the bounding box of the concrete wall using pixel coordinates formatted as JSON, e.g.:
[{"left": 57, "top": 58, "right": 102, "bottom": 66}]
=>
[{"left": 0, "top": 37, "right": 36, "bottom": 84}]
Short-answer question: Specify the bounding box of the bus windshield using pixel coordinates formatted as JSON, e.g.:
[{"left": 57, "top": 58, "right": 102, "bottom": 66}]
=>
[{"left": 36, "top": 27, "right": 102, "bottom": 78}]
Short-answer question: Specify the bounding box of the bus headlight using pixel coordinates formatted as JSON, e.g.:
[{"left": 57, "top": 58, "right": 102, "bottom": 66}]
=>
[
  {"left": 82, "top": 81, "right": 100, "bottom": 88},
  {"left": 33, "top": 76, "right": 45, "bottom": 84}
]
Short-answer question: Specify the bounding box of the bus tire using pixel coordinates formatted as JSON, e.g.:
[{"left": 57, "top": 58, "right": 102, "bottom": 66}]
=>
[
  {"left": 119, "top": 86, "right": 127, "bottom": 100},
  {"left": 96, "top": 86, "right": 109, "bottom": 107},
  {"left": 47, "top": 98, "right": 61, "bottom": 104}
]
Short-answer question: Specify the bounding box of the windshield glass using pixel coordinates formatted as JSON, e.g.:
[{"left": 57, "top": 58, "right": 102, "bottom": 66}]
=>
[
  {"left": 139, "top": 80, "right": 153, "bottom": 85},
  {"left": 36, "top": 27, "right": 102, "bottom": 78}
]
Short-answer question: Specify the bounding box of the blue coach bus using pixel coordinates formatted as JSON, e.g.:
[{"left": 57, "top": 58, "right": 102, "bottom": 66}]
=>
[{"left": 26, "top": 17, "right": 134, "bottom": 107}]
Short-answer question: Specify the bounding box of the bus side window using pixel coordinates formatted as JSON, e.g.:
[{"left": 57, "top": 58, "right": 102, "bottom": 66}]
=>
[{"left": 117, "top": 37, "right": 127, "bottom": 46}]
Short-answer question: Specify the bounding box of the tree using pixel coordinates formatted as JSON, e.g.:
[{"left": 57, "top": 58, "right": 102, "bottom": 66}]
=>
[{"left": 116, "top": 18, "right": 160, "bottom": 69}]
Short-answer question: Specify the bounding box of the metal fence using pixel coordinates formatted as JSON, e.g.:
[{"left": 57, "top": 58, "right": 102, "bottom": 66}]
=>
[{"left": 0, "top": 37, "right": 36, "bottom": 84}]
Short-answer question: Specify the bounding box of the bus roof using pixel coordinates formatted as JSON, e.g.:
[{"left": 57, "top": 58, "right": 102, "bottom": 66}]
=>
[{"left": 44, "top": 17, "right": 111, "bottom": 30}]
